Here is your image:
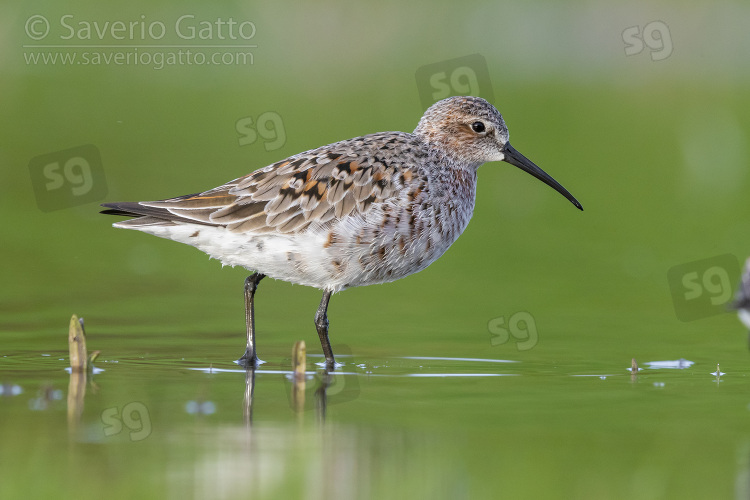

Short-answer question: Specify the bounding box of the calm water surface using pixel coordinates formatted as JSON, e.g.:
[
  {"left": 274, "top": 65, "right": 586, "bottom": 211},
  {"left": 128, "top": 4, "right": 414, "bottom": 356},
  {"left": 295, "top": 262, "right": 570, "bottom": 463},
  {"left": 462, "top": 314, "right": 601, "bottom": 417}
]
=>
[{"left": 2, "top": 322, "right": 749, "bottom": 499}]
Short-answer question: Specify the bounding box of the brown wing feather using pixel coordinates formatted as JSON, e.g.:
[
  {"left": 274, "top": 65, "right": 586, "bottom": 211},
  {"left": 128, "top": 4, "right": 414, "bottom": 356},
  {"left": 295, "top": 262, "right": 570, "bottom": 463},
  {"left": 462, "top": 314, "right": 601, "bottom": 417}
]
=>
[{"left": 102, "top": 132, "right": 424, "bottom": 234}]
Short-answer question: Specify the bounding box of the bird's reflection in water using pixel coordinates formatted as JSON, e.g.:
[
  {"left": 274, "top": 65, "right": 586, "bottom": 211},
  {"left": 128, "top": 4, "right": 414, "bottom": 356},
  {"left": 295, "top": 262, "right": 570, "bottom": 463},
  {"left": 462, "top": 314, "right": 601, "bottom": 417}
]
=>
[
  {"left": 243, "top": 367, "right": 255, "bottom": 429},
  {"left": 314, "top": 367, "right": 335, "bottom": 424},
  {"left": 242, "top": 364, "right": 337, "bottom": 430}
]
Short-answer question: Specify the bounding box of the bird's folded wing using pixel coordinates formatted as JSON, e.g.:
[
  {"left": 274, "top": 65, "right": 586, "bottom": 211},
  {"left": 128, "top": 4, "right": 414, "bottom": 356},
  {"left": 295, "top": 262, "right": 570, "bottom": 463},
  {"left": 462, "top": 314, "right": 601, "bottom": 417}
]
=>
[{"left": 101, "top": 132, "right": 425, "bottom": 235}]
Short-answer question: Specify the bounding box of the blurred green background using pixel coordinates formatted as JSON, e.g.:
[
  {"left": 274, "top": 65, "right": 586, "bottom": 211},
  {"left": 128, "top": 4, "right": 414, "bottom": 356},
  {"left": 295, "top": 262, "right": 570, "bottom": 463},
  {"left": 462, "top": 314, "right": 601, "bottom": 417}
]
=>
[{"left": 2, "top": 0, "right": 750, "bottom": 499}]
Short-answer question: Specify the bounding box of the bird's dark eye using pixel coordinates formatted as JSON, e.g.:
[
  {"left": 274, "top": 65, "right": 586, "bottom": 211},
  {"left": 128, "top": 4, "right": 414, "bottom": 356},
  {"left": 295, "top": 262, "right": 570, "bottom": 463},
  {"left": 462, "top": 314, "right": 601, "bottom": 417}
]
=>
[{"left": 471, "top": 121, "right": 485, "bottom": 133}]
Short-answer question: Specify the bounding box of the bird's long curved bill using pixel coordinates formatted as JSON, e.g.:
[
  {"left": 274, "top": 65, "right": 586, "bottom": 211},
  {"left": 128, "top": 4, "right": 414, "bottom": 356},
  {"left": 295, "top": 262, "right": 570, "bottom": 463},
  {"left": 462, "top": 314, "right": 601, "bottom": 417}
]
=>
[{"left": 503, "top": 143, "right": 583, "bottom": 211}]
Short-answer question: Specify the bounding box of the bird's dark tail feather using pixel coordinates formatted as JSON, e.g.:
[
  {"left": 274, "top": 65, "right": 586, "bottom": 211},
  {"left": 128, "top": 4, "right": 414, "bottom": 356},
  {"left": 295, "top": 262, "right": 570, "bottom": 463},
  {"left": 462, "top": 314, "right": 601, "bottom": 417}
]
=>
[{"left": 100, "top": 201, "right": 214, "bottom": 227}]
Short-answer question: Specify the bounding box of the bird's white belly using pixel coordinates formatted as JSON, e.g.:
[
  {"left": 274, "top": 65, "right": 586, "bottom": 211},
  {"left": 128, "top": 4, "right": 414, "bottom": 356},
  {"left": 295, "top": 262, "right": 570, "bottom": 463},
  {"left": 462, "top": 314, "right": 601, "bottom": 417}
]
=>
[{"left": 116, "top": 209, "right": 465, "bottom": 293}]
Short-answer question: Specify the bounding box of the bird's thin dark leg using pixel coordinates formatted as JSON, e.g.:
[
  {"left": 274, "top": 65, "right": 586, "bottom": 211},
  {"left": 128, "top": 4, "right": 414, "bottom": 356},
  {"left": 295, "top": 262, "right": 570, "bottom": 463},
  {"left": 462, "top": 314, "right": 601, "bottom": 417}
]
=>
[
  {"left": 237, "top": 273, "right": 265, "bottom": 368},
  {"left": 314, "top": 290, "right": 335, "bottom": 367}
]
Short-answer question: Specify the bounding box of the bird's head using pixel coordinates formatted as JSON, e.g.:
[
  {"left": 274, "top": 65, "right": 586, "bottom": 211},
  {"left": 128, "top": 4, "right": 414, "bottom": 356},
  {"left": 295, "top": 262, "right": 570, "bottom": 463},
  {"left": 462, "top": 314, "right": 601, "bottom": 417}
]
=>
[{"left": 414, "top": 96, "right": 582, "bottom": 210}]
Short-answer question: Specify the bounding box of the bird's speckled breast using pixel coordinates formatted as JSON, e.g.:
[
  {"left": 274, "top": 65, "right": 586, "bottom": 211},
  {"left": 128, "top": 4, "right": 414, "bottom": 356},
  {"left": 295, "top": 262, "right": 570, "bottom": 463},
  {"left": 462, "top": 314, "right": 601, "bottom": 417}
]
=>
[{"left": 317, "top": 146, "right": 479, "bottom": 291}]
